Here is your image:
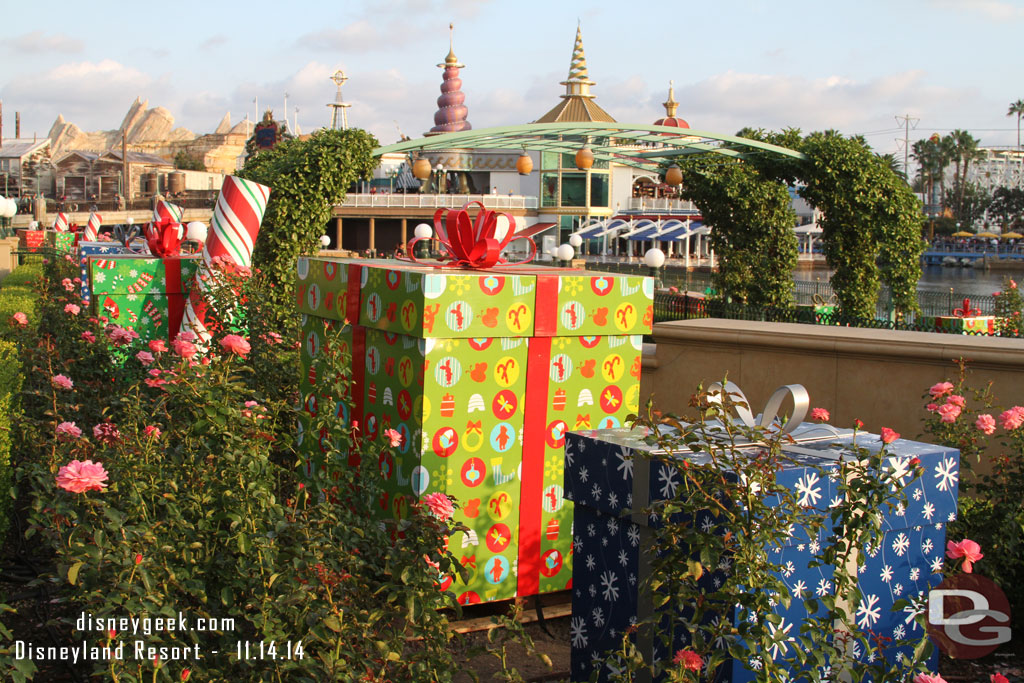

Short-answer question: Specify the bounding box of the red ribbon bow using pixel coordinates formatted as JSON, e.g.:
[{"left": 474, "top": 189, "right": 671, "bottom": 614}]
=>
[
  {"left": 953, "top": 298, "right": 981, "bottom": 317},
  {"left": 402, "top": 201, "right": 536, "bottom": 269},
  {"left": 145, "top": 219, "right": 184, "bottom": 257}
]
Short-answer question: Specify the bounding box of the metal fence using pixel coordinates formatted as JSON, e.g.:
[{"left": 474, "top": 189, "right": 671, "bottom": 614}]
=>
[
  {"left": 581, "top": 261, "right": 1001, "bottom": 318},
  {"left": 652, "top": 291, "right": 1021, "bottom": 338}
]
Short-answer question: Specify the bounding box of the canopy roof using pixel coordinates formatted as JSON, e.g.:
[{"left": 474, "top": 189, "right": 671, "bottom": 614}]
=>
[{"left": 374, "top": 122, "right": 805, "bottom": 173}]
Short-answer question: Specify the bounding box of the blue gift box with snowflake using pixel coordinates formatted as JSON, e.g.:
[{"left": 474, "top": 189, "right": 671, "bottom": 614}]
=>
[
  {"left": 564, "top": 424, "right": 844, "bottom": 682},
  {"left": 79, "top": 241, "right": 128, "bottom": 304},
  {"left": 786, "top": 433, "right": 959, "bottom": 670}
]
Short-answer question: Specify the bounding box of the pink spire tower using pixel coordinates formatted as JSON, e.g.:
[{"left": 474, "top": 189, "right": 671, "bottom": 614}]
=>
[{"left": 427, "top": 24, "right": 472, "bottom": 135}]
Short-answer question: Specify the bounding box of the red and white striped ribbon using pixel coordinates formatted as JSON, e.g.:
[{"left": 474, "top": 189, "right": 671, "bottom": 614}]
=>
[
  {"left": 53, "top": 213, "right": 69, "bottom": 232},
  {"left": 85, "top": 212, "right": 103, "bottom": 242},
  {"left": 154, "top": 200, "right": 184, "bottom": 223}
]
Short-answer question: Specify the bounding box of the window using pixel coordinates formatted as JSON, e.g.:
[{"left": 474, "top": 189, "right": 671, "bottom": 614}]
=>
[
  {"left": 560, "top": 172, "right": 587, "bottom": 207},
  {"left": 541, "top": 151, "right": 560, "bottom": 170},
  {"left": 541, "top": 173, "right": 559, "bottom": 208},
  {"left": 590, "top": 173, "right": 609, "bottom": 207}
]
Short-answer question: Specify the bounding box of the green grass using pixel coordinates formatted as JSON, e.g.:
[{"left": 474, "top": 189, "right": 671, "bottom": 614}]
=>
[{"left": 0, "top": 264, "right": 41, "bottom": 336}]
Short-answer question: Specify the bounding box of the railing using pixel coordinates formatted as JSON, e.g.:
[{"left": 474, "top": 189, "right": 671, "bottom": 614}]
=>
[
  {"left": 652, "top": 292, "right": 1021, "bottom": 337},
  {"left": 339, "top": 194, "right": 539, "bottom": 210},
  {"left": 624, "top": 197, "right": 697, "bottom": 213},
  {"left": 578, "top": 261, "right": 1001, "bottom": 318}
]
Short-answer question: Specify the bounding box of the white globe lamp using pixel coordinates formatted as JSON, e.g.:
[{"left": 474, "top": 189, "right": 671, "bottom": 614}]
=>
[
  {"left": 319, "top": 235, "right": 331, "bottom": 247},
  {"left": 556, "top": 244, "right": 575, "bottom": 265},
  {"left": 568, "top": 234, "right": 583, "bottom": 248},
  {"left": 413, "top": 223, "right": 432, "bottom": 258},
  {"left": 644, "top": 247, "right": 666, "bottom": 286}
]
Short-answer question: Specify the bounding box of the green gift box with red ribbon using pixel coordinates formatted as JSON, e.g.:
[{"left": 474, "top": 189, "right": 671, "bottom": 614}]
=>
[
  {"left": 45, "top": 230, "right": 79, "bottom": 254},
  {"left": 88, "top": 254, "right": 200, "bottom": 342},
  {"left": 297, "top": 255, "right": 653, "bottom": 602}
]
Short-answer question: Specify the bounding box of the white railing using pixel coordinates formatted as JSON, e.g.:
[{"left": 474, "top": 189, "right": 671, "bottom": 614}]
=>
[
  {"left": 340, "top": 194, "right": 539, "bottom": 210},
  {"left": 625, "top": 197, "right": 697, "bottom": 213}
]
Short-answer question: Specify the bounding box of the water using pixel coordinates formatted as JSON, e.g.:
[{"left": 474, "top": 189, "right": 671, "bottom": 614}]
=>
[{"left": 794, "top": 264, "right": 1024, "bottom": 298}]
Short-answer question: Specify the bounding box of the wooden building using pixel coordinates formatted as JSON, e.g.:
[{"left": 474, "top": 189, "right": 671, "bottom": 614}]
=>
[
  {"left": 0, "top": 138, "right": 52, "bottom": 197},
  {"left": 53, "top": 149, "right": 174, "bottom": 201}
]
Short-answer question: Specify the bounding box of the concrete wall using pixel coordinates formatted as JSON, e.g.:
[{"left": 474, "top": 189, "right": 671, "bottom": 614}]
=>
[{"left": 641, "top": 319, "right": 1024, "bottom": 440}]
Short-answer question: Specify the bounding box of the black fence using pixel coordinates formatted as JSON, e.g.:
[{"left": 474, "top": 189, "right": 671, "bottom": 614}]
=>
[{"left": 652, "top": 291, "right": 1021, "bottom": 338}]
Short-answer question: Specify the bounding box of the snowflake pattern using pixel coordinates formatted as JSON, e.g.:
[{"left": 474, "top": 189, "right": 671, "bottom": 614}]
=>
[
  {"left": 792, "top": 580, "right": 807, "bottom": 597},
  {"left": 615, "top": 449, "right": 633, "bottom": 480},
  {"left": 585, "top": 555, "right": 596, "bottom": 570},
  {"left": 657, "top": 466, "right": 679, "bottom": 498},
  {"left": 934, "top": 456, "right": 958, "bottom": 492},
  {"left": 795, "top": 472, "right": 823, "bottom": 507},
  {"left": 767, "top": 618, "right": 795, "bottom": 659},
  {"left": 921, "top": 539, "right": 933, "bottom": 554},
  {"left": 922, "top": 501, "right": 936, "bottom": 521},
  {"left": 591, "top": 482, "right": 602, "bottom": 501},
  {"left": 909, "top": 567, "right": 920, "bottom": 581},
  {"left": 627, "top": 525, "right": 640, "bottom": 547},
  {"left": 607, "top": 491, "right": 619, "bottom": 509},
  {"left": 892, "top": 533, "right": 910, "bottom": 557},
  {"left": 913, "top": 487, "right": 923, "bottom": 500},
  {"left": 856, "top": 594, "right": 881, "bottom": 629},
  {"left": 617, "top": 549, "right": 629, "bottom": 567},
  {"left": 886, "top": 457, "right": 912, "bottom": 489},
  {"left": 600, "top": 570, "right": 620, "bottom": 602},
  {"left": 893, "top": 583, "right": 903, "bottom": 596},
  {"left": 592, "top": 607, "right": 605, "bottom": 628},
  {"left": 816, "top": 579, "right": 832, "bottom": 596},
  {"left": 578, "top": 466, "right": 589, "bottom": 483},
  {"left": 930, "top": 556, "right": 944, "bottom": 573},
  {"left": 570, "top": 616, "right": 588, "bottom": 648},
  {"left": 880, "top": 565, "right": 893, "bottom": 583},
  {"left": 893, "top": 624, "right": 905, "bottom": 639}
]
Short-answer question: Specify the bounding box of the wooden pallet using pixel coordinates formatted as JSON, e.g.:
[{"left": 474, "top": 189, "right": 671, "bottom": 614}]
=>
[{"left": 448, "top": 590, "right": 572, "bottom": 634}]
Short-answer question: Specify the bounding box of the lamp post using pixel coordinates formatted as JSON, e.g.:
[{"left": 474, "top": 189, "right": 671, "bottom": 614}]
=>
[
  {"left": 568, "top": 233, "right": 583, "bottom": 260},
  {"left": 435, "top": 163, "right": 445, "bottom": 195},
  {"left": 644, "top": 247, "right": 665, "bottom": 288},
  {"left": 556, "top": 243, "right": 575, "bottom": 267},
  {"left": 414, "top": 223, "right": 432, "bottom": 259}
]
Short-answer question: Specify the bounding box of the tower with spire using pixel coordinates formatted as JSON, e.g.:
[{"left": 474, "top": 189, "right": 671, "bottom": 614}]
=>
[
  {"left": 653, "top": 81, "right": 690, "bottom": 129},
  {"left": 426, "top": 24, "right": 472, "bottom": 136},
  {"left": 535, "top": 24, "right": 616, "bottom": 123},
  {"left": 328, "top": 70, "right": 352, "bottom": 131}
]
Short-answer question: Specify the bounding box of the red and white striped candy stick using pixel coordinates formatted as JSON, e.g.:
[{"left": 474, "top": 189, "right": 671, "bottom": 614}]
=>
[
  {"left": 154, "top": 200, "right": 184, "bottom": 223},
  {"left": 53, "top": 212, "right": 68, "bottom": 232},
  {"left": 179, "top": 176, "right": 270, "bottom": 345},
  {"left": 85, "top": 212, "right": 103, "bottom": 242}
]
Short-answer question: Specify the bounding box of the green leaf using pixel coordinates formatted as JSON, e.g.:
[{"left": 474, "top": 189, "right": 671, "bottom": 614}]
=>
[
  {"left": 323, "top": 615, "right": 342, "bottom": 632},
  {"left": 67, "top": 561, "right": 84, "bottom": 585}
]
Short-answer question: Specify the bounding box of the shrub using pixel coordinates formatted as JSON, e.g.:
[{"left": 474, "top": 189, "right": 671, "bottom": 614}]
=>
[
  {"left": 0, "top": 263, "right": 42, "bottom": 336},
  {"left": 0, "top": 340, "right": 21, "bottom": 542}
]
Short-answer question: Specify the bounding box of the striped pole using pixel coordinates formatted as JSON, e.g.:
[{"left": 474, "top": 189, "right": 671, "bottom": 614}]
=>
[
  {"left": 85, "top": 212, "right": 103, "bottom": 242},
  {"left": 154, "top": 200, "right": 184, "bottom": 223},
  {"left": 179, "top": 176, "right": 270, "bottom": 345},
  {"left": 53, "top": 212, "right": 68, "bottom": 232}
]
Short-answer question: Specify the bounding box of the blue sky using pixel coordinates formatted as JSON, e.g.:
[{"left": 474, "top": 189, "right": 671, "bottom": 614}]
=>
[{"left": 2, "top": 0, "right": 1023, "bottom": 164}]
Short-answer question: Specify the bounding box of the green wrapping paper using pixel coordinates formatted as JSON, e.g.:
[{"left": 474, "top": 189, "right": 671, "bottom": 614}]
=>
[
  {"left": 88, "top": 254, "right": 200, "bottom": 342},
  {"left": 297, "top": 257, "right": 652, "bottom": 602}
]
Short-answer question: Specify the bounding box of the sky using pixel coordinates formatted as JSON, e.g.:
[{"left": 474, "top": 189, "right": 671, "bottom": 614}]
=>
[{"left": 2, "top": 0, "right": 1023, "bottom": 170}]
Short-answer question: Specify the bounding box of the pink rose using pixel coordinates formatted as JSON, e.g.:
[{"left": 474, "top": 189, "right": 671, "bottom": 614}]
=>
[
  {"left": 105, "top": 325, "right": 138, "bottom": 347},
  {"left": 937, "top": 403, "right": 961, "bottom": 423},
  {"left": 11, "top": 312, "right": 27, "bottom": 327},
  {"left": 1011, "top": 280, "right": 1018, "bottom": 290},
  {"left": 171, "top": 338, "right": 198, "bottom": 359},
  {"left": 92, "top": 422, "right": 122, "bottom": 445},
  {"left": 144, "top": 425, "right": 162, "bottom": 438},
  {"left": 811, "top": 407, "right": 830, "bottom": 422},
  {"left": 946, "top": 539, "right": 984, "bottom": 573},
  {"left": 136, "top": 351, "right": 155, "bottom": 365},
  {"left": 928, "top": 382, "right": 954, "bottom": 399},
  {"left": 421, "top": 492, "right": 455, "bottom": 522},
  {"left": 62, "top": 277, "right": 75, "bottom": 292},
  {"left": 219, "top": 334, "right": 251, "bottom": 356},
  {"left": 913, "top": 675, "right": 947, "bottom": 683},
  {"left": 945, "top": 394, "right": 965, "bottom": 408},
  {"left": 148, "top": 339, "right": 168, "bottom": 353},
  {"left": 854, "top": 419, "right": 864, "bottom": 429},
  {"left": 56, "top": 459, "right": 109, "bottom": 494},
  {"left": 880, "top": 427, "right": 899, "bottom": 444},
  {"left": 926, "top": 403, "right": 938, "bottom": 412},
  {"left": 81, "top": 330, "right": 96, "bottom": 343},
  {"left": 178, "top": 330, "right": 197, "bottom": 342},
  {"left": 991, "top": 674, "right": 1010, "bottom": 683},
  {"left": 64, "top": 303, "right": 80, "bottom": 316},
  {"left": 673, "top": 650, "right": 702, "bottom": 671},
  {"left": 383, "top": 428, "right": 402, "bottom": 448},
  {"left": 975, "top": 414, "right": 996, "bottom": 435},
  {"left": 56, "top": 421, "right": 83, "bottom": 441},
  {"left": 999, "top": 406, "right": 1024, "bottom": 431},
  {"left": 51, "top": 374, "right": 74, "bottom": 390}
]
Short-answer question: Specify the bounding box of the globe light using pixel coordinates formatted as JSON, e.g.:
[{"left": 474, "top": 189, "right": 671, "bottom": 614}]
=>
[
  {"left": 185, "top": 221, "right": 208, "bottom": 243},
  {"left": 414, "top": 223, "right": 432, "bottom": 239},
  {"left": 665, "top": 164, "right": 683, "bottom": 187},
  {"left": 412, "top": 157, "right": 431, "bottom": 180},
  {"left": 556, "top": 244, "right": 575, "bottom": 263},
  {"left": 644, "top": 247, "right": 666, "bottom": 269},
  {"left": 568, "top": 234, "right": 583, "bottom": 248},
  {"left": 320, "top": 235, "right": 331, "bottom": 247},
  {"left": 126, "top": 217, "right": 134, "bottom": 225},
  {"left": 575, "top": 146, "right": 594, "bottom": 170}
]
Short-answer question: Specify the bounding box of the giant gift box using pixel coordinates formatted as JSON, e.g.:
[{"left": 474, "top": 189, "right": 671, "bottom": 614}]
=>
[
  {"left": 45, "top": 230, "right": 78, "bottom": 254},
  {"left": 564, "top": 414, "right": 959, "bottom": 681},
  {"left": 934, "top": 315, "right": 995, "bottom": 335},
  {"left": 88, "top": 254, "right": 199, "bottom": 342},
  {"left": 79, "top": 241, "right": 128, "bottom": 304},
  {"left": 297, "top": 256, "right": 653, "bottom": 602},
  {"left": 16, "top": 229, "right": 45, "bottom": 252}
]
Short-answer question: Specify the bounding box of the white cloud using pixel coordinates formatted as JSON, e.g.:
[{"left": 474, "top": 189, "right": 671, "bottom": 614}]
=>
[
  {"left": 9, "top": 31, "right": 83, "bottom": 54},
  {"left": 931, "top": 0, "right": 1024, "bottom": 20}
]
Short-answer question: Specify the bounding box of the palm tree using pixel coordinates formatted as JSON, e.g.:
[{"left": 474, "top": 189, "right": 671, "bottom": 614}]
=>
[{"left": 1008, "top": 99, "right": 1024, "bottom": 150}]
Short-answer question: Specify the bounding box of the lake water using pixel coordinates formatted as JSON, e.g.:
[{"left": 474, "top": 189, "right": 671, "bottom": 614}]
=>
[{"left": 794, "top": 263, "right": 1024, "bottom": 298}]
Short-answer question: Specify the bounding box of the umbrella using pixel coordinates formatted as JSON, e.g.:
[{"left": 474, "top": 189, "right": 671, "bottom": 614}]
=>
[
  {"left": 951, "top": 231, "right": 974, "bottom": 237},
  {"left": 975, "top": 232, "right": 1000, "bottom": 239},
  {"left": 1000, "top": 231, "right": 1023, "bottom": 239}
]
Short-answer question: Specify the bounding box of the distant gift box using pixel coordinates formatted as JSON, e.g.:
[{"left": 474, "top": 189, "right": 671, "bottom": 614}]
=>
[
  {"left": 88, "top": 253, "right": 199, "bottom": 342},
  {"left": 45, "top": 230, "right": 78, "bottom": 255},
  {"left": 296, "top": 257, "right": 654, "bottom": 603},
  {"left": 564, "top": 419, "right": 959, "bottom": 682},
  {"left": 16, "top": 229, "right": 45, "bottom": 252},
  {"left": 934, "top": 315, "right": 995, "bottom": 336},
  {"left": 79, "top": 241, "right": 130, "bottom": 304}
]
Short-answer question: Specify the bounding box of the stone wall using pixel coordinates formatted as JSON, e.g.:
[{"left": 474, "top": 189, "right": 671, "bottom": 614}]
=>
[{"left": 641, "top": 318, "right": 1024, "bottom": 442}]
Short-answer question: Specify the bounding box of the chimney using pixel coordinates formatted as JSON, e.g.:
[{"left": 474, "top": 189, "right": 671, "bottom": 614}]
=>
[{"left": 15, "top": 112, "right": 20, "bottom": 139}]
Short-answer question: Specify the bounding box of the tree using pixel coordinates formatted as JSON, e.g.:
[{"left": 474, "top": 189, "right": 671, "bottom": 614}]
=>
[
  {"left": 1008, "top": 99, "right": 1024, "bottom": 150},
  {"left": 238, "top": 127, "right": 378, "bottom": 319},
  {"left": 911, "top": 134, "right": 952, "bottom": 213},
  {"left": 675, "top": 155, "right": 797, "bottom": 307},
  {"left": 173, "top": 150, "right": 205, "bottom": 171},
  {"left": 946, "top": 129, "right": 983, "bottom": 219},
  {"left": 989, "top": 187, "right": 1024, "bottom": 229},
  {"left": 944, "top": 181, "right": 991, "bottom": 228}
]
